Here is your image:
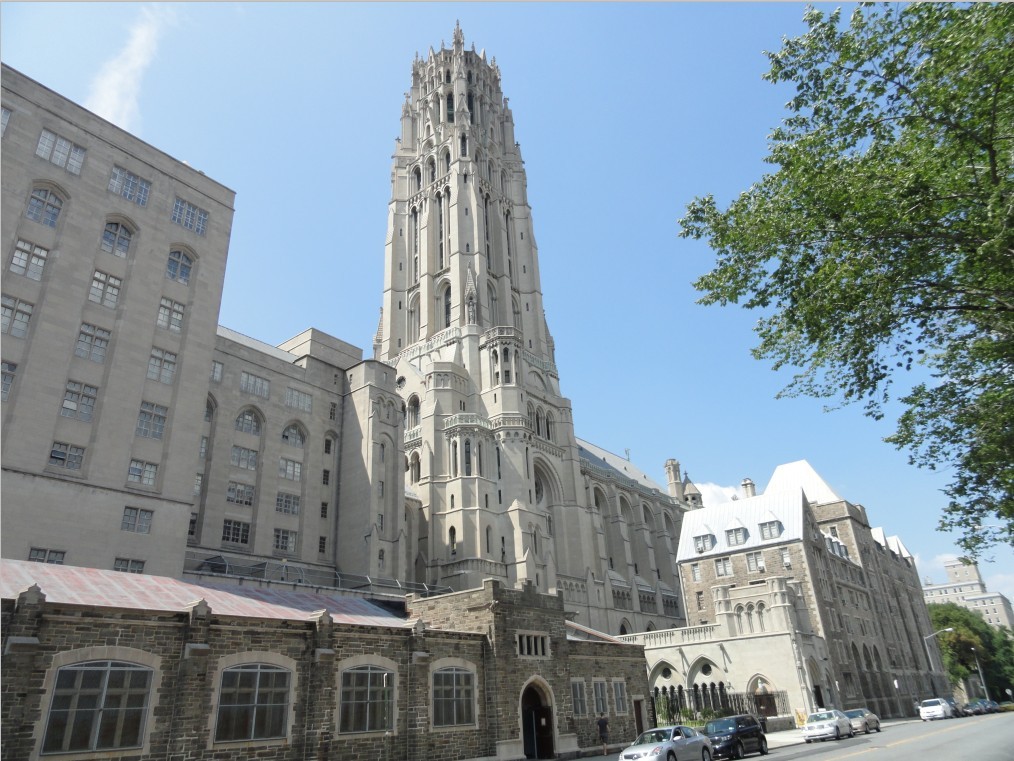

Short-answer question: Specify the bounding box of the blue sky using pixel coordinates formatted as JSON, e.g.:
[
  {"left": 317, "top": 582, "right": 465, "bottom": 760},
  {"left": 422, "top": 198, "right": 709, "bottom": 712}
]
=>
[{"left": 4, "top": 2, "right": 1011, "bottom": 601}]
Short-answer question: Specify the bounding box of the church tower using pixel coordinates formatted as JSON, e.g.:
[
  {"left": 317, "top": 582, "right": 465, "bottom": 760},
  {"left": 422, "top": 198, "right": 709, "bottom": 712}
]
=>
[{"left": 376, "top": 23, "right": 581, "bottom": 595}]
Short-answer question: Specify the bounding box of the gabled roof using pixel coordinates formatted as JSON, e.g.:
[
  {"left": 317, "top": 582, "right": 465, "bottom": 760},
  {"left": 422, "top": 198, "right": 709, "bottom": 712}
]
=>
[
  {"left": 0, "top": 560, "right": 409, "bottom": 627},
  {"left": 577, "top": 439, "right": 667, "bottom": 494},
  {"left": 765, "top": 460, "right": 842, "bottom": 505}
]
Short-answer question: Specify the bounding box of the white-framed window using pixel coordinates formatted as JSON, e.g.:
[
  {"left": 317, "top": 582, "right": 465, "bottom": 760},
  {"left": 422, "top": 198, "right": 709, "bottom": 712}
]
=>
[
  {"left": 50, "top": 442, "right": 84, "bottom": 470},
  {"left": 275, "top": 493, "right": 300, "bottom": 515},
  {"left": 715, "top": 557, "right": 732, "bottom": 577},
  {"left": 210, "top": 360, "right": 223, "bottom": 382},
  {"left": 146, "top": 348, "right": 177, "bottom": 384},
  {"left": 26, "top": 187, "right": 63, "bottom": 227},
  {"left": 279, "top": 458, "right": 301, "bottom": 481},
  {"left": 230, "top": 446, "right": 258, "bottom": 471},
  {"left": 222, "top": 519, "right": 250, "bottom": 545},
  {"left": 156, "top": 297, "right": 185, "bottom": 333},
  {"left": 214, "top": 664, "right": 290, "bottom": 742},
  {"left": 75, "top": 323, "right": 110, "bottom": 362},
  {"left": 432, "top": 667, "right": 475, "bottom": 727},
  {"left": 240, "top": 371, "right": 270, "bottom": 398},
  {"left": 136, "top": 401, "right": 167, "bottom": 439},
  {"left": 114, "top": 557, "right": 145, "bottom": 574},
  {"left": 2, "top": 361, "right": 16, "bottom": 401},
  {"left": 127, "top": 459, "right": 158, "bottom": 486},
  {"left": 235, "top": 409, "right": 261, "bottom": 435},
  {"left": 165, "top": 249, "right": 193, "bottom": 283},
  {"left": 571, "top": 680, "right": 588, "bottom": 716},
  {"left": 693, "top": 534, "right": 714, "bottom": 553},
  {"left": 281, "top": 424, "right": 304, "bottom": 448},
  {"left": 89, "top": 270, "right": 122, "bottom": 308},
  {"left": 593, "top": 680, "right": 608, "bottom": 714},
  {"left": 108, "top": 165, "right": 151, "bottom": 206},
  {"left": 101, "top": 222, "right": 133, "bottom": 256},
  {"left": 612, "top": 681, "right": 628, "bottom": 714},
  {"left": 746, "top": 551, "right": 765, "bottom": 573},
  {"left": 760, "top": 521, "right": 782, "bottom": 540},
  {"left": 60, "top": 380, "right": 97, "bottom": 421},
  {"left": 273, "top": 528, "right": 297, "bottom": 553},
  {"left": 284, "top": 387, "right": 312, "bottom": 412},
  {"left": 171, "top": 197, "right": 208, "bottom": 236},
  {"left": 35, "top": 128, "right": 86, "bottom": 174},
  {"left": 339, "top": 664, "right": 395, "bottom": 733},
  {"left": 726, "top": 527, "right": 747, "bottom": 546},
  {"left": 10, "top": 238, "right": 48, "bottom": 280},
  {"left": 691, "top": 562, "right": 701, "bottom": 582},
  {"left": 29, "top": 547, "right": 65, "bottom": 564},
  {"left": 227, "top": 482, "right": 255, "bottom": 506},
  {"left": 2, "top": 294, "right": 34, "bottom": 338},
  {"left": 41, "top": 660, "right": 152, "bottom": 753}
]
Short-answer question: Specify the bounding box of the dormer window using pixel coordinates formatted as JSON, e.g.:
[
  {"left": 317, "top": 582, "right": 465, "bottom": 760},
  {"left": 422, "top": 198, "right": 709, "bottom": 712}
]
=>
[
  {"left": 693, "top": 534, "right": 714, "bottom": 553},
  {"left": 759, "top": 520, "right": 782, "bottom": 540},
  {"left": 726, "top": 527, "right": 747, "bottom": 546}
]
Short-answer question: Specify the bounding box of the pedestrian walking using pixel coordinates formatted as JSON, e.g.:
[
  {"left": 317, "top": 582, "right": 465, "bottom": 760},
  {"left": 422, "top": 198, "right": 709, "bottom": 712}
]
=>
[{"left": 595, "top": 712, "right": 609, "bottom": 755}]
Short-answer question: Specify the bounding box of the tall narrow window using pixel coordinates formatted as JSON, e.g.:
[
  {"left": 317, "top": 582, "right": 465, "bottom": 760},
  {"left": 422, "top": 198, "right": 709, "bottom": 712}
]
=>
[
  {"left": 166, "top": 250, "right": 193, "bottom": 284},
  {"left": 437, "top": 192, "right": 445, "bottom": 269},
  {"left": 443, "top": 287, "right": 452, "bottom": 329},
  {"left": 504, "top": 212, "right": 513, "bottom": 280},
  {"left": 464, "top": 439, "right": 472, "bottom": 476},
  {"left": 483, "top": 196, "right": 492, "bottom": 273},
  {"left": 101, "top": 222, "right": 132, "bottom": 256},
  {"left": 215, "top": 664, "right": 290, "bottom": 742},
  {"left": 446, "top": 92, "right": 454, "bottom": 122},
  {"left": 433, "top": 667, "right": 474, "bottom": 727},
  {"left": 339, "top": 666, "right": 395, "bottom": 733},
  {"left": 411, "top": 208, "right": 420, "bottom": 282}
]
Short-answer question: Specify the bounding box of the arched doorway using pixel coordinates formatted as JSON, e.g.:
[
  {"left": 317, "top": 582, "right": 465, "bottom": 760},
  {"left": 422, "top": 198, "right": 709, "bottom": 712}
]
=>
[{"left": 521, "top": 683, "right": 554, "bottom": 759}]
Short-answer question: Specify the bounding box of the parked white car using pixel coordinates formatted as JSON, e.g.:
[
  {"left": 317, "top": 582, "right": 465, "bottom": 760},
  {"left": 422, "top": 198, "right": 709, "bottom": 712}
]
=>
[
  {"left": 919, "top": 698, "right": 954, "bottom": 720},
  {"left": 618, "top": 725, "right": 713, "bottom": 761},
  {"left": 802, "top": 709, "right": 854, "bottom": 742}
]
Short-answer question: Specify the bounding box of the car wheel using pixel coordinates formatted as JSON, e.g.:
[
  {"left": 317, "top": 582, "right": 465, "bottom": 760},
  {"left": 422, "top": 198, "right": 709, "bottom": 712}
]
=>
[
  {"left": 702, "top": 750, "right": 712, "bottom": 761},
  {"left": 864, "top": 722, "right": 870, "bottom": 734},
  {"left": 834, "top": 727, "right": 841, "bottom": 741},
  {"left": 759, "top": 736, "right": 768, "bottom": 755},
  {"left": 848, "top": 726, "right": 855, "bottom": 738},
  {"left": 733, "top": 740, "right": 745, "bottom": 759},
  {"left": 876, "top": 722, "right": 882, "bottom": 732},
  {"left": 805, "top": 739, "right": 811, "bottom": 744},
  {"left": 667, "top": 752, "right": 676, "bottom": 761}
]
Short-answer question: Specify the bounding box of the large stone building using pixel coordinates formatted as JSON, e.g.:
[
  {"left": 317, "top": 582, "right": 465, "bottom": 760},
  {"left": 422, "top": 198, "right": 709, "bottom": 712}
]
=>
[
  {"left": 620, "top": 461, "right": 948, "bottom": 721},
  {"left": 922, "top": 559, "right": 1014, "bottom": 630}
]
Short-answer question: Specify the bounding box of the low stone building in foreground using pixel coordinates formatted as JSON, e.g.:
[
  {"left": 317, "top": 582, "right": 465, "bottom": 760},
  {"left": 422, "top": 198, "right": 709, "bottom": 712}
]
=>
[{"left": 0, "top": 559, "right": 650, "bottom": 761}]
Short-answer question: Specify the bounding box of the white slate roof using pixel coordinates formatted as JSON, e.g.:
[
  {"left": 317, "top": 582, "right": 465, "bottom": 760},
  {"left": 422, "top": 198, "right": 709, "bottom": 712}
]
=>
[{"left": 765, "top": 460, "right": 842, "bottom": 504}]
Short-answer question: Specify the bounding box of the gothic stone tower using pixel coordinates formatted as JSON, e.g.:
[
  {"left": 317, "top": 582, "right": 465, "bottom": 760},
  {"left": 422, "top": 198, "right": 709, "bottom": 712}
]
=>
[{"left": 376, "top": 25, "right": 690, "bottom": 633}]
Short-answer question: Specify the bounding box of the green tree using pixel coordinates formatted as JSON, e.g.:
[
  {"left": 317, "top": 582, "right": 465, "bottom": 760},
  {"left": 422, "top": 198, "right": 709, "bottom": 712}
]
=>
[
  {"left": 679, "top": 3, "right": 1014, "bottom": 557},
  {"left": 928, "top": 603, "right": 1014, "bottom": 700}
]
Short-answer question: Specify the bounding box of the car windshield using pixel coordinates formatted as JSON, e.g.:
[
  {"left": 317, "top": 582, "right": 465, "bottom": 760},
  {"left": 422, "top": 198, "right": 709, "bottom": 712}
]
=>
[
  {"left": 807, "top": 712, "right": 835, "bottom": 722},
  {"left": 922, "top": 699, "right": 941, "bottom": 706},
  {"left": 634, "top": 729, "right": 671, "bottom": 744},
  {"left": 844, "top": 710, "right": 863, "bottom": 718},
  {"left": 705, "top": 719, "right": 735, "bottom": 734}
]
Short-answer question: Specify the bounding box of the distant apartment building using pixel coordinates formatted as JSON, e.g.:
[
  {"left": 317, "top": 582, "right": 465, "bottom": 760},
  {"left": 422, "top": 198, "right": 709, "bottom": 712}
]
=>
[{"left": 923, "top": 559, "right": 1014, "bottom": 630}]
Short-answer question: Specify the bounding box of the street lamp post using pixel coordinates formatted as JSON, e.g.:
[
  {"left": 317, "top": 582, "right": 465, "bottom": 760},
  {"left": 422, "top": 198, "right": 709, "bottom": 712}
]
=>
[
  {"left": 971, "top": 647, "right": 990, "bottom": 702},
  {"left": 923, "top": 627, "right": 954, "bottom": 698}
]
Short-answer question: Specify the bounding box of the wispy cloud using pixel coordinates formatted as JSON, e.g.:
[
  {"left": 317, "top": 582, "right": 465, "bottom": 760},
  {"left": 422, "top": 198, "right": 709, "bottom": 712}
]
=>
[
  {"left": 696, "top": 482, "right": 741, "bottom": 508},
  {"left": 85, "top": 6, "right": 175, "bottom": 131}
]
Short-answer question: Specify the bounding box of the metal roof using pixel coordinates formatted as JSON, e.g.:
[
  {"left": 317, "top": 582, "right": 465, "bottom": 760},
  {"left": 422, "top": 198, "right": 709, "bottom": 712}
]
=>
[
  {"left": 0, "top": 560, "right": 410, "bottom": 627},
  {"left": 577, "top": 438, "right": 668, "bottom": 495},
  {"left": 765, "top": 460, "right": 843, "bottom": 504}
]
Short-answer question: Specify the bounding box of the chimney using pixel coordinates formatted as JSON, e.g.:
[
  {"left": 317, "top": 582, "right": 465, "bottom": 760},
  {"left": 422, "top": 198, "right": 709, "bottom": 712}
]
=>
[{"left": 741, "top": 478, "right": 756, "bottom": 498}]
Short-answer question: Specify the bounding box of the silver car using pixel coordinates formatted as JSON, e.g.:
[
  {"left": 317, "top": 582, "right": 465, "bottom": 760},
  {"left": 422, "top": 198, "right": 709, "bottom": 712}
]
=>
[
  {"left": 843, "top": 708, "right": 881, "bottom": 734},
  {"left": 619, "top": 725, "right": 713, "bottom": 761},
  {"left": 801, "top": 709, "right": 854, "bottom": 742}
]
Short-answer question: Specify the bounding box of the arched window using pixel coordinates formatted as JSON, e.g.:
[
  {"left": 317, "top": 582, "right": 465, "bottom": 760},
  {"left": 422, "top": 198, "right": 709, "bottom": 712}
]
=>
[
  {"left": 166, "top": 250, "right": 193, "bottom": 284},
  {"left": 101, "top": 221, "right": 132, "bottom": 256},
  {"left": 512, "top": 299, "right": 522, "bottom": 329},
  {"left": 339, "top": 664, "right": 394, "bottom": 733},
  {"left": 413, "top": 167, "right": 422, "bottom": 192},
  {"left": 410, "top": 452, "right": 420, "bottom": 483},
  {"left": 443, "top": 286, "right": 452, "bottom": 329},
  {"left": 408, "top": 294, "right": 420, "bottom": 341},
  {"left": 215, "top": 664, "right": 291, "bottom": 742},
  {"left": 487, "top": 283, "right": 498, "bottom": 326},
  {"left": 503, "top": 348, "right": 511, "bottom": 384},
  {"left": 281, "top": 424, "right": 304, "bottom": 448},
  {"left": 446, "top": 93, "right": 454, "bottom": 122},
  {"left": 451, "top": 441, "right": 458, "bottom": 477},
  {"left": 486, "top": 526, "right": 492, "bottom": 554},
  {"left": 26, "top": 187, "right": 63, "bottom": 228},
  {"left": 449, "top": 527, "right": 457, "bottom": 554},
  {"left": 504, "top": 212, "right": 513, "bottom": 279},
  {"left": 545, "top": 413, "right": 555, "bottom": 442},
  {"left": 427, "top": 157, "right": 436, "bottom": 185},
  {"left": 460, "top": 134, "right": 467, "bottom": 157},
  {"left": 443, "top": 150, "right": 452, "bottom": 173},
  {"left": 476, "top": 442, "right": 483, "bottom": 477},
  {"left": 235, "top": 410, "right": 261, "bottom": 435},
  {"left": 411, "top": 208, "right": 420, "bottom": 282},
  {"left": 536, "top": 408, "right": 544, "bottom": 437},
  {"left": 437, "top": 192, "right": 445, "bottom": 269},
  {"left": 407, "top": 396, "right": 420, "bottom": 428},
  {"left": 42, "top": 660, "right": 153, "bottom": 753},
  {"left": 464, "top": 439, "right": 472, "bottom": 476},
  {"left": 432, "top": 666, "right": 474, "bottom": 727},
  {"left": 467, "top": 91, "right": 475, "bottom": 123}
]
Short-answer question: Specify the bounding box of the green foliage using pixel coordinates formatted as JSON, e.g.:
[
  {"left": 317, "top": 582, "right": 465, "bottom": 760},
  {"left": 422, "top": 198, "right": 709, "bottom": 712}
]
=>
[
  {"left": 928, "top": 603, "right": 1014, "bottom": 699},
  {"left": 679, "top": 3, "right": 1014, "bottom": 556}
]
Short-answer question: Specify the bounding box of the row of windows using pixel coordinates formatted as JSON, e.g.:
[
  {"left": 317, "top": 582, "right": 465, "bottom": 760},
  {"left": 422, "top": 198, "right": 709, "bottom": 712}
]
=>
[
  {"left": 38, "top": 658, "right": 476, "bottom": 754},
  {"left": 688, "top": 547, "right": 792, "bottom": 582},
  {"left": 233, "top": 371, "right": 315, "bottom": 414},
  {"left": 47, "top": 441, "right": 160, "bottom": 486},
  {"left": 570, "top": 679, "right": 628, "bottom": 717},
  {"left": 693, "top": 520, "right": 784, "bottom": 553}
]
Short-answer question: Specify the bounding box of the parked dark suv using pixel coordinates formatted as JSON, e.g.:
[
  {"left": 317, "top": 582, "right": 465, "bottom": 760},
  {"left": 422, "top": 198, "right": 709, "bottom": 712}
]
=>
[{"left": 703, "top": 714, "right": 768, "bottom": 759}]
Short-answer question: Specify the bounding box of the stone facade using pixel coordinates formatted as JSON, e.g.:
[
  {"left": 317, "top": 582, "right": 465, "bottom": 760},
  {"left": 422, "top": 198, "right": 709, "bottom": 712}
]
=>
[{"left": 923, "top": 559, "right": 1014, "bottom": 630}]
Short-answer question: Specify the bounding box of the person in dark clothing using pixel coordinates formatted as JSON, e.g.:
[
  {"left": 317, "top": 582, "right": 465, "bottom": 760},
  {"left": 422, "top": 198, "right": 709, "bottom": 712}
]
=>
[{"left": 595, "top": 713, "right": 609, "bottom": 754}]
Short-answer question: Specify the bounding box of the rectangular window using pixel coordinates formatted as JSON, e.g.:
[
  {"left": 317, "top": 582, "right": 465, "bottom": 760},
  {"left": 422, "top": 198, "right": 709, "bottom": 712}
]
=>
[
  {"left": 339, "top": 665, "right": 395, "bottom": 733},
  {"left": 10, "top": 239, "right": 48, "bottom": 280},
  {"left": 88, "top": 270, "right": 121, "bottom": 308},
  {"left": 322, "top": 469, "right": 330, "bottom": 486},
  {"left": 36, "top": 128, "right": 86, "bottom": 174},
  {"left": 60, "top": 380, "right": 98, "bottom": 421},
  {"left": 156, "top": 297, "right": 185, "bottom": 333},
  {"left": 715, "top": 557, "right": 732, "bottom": 577},
  {"left": 433, "top": 667, "right": 475, "bottom": 727},
  {"left": 210, "top": 360, "right": 223, "bottom": 382},
  {"left": 240, "top": 371, "right": 270, "bottom": 398},
  {"left": 284, "top": 387, "right": 312, "bottom": 412},
  {"left": 612, "top": 681, "right": 628, "bottom": 714},
  {"left": 108, "top": 165, "right": 151, "bottom": 206},
  {"left": 691, "top": 563, "right": 701, "bottom": 582},
  {"left": 726, "top": 527, "right": 747, "bottom": 546},
  {"left": 696, "top": 591, "right": 706, "bottom": 611},
  {"left": 378, "top": 480, "right": 384, "bottom": 497},
  {"left": 49, "top": 442, "right": 84, "bottom": 470},
  {"left": 279, "top": 458, "right": 301, "bottom": 481},
  {"left": 571, "top": 681, "right": 588, "bottom": 717},
  {"left": 329, "top": 402, "right": 337, "bottom": 421},
  {"left": 781, "top": 548, "right": 792, "bottom": 568},
  {"left": 120, "top": 507, "right": 153, "bottom": 533},
  {"left": 199, "top": 436, "right": 209, "bottom": 459},
  {"left": 321, "top": 502, "right": 329, "bottom": 519},
  {"left": 319, "top": 536, "right": 327, "bottom": 553},
  {"left": 222, "top": 519, "right": 250, "bottom": 545},
  {"left": 2, "top": 360, "right": 16, "bottom": 401},
  {"left": 760, "top": 521, "right": 782, "bottom": 540},
  {"left": 227, "top": 482, "right": 255, "bottom": 506},
  {"left": 171, "top": 197, "right": 209, "bottom": 236},
  {"left": 29, "top": 547, "right": 65, "bottom": 564},
  {"left": 324, "top": 438, "right": 332, "bottom": 455},
  {"left": 146, "top": 347, "right": 177, "bottom": 384},
  {"left": 746, "top": 551, "right": 765, "bottom": 573},
  {"left": 231, "top": 446, "right": 258, "bottom": 470},
  {"left": 127, "top": 459, "right": 158, "bottom": 486},
  {"left": 275, "top": 492, "right": 301, "bottom": 515},
  {"left": 694, "top": 534, "right": 714, "bottom": 553},
  {"left": 516, "top": 632, "right": 549, "bottom": 657},
  {"left": 74, "top": 323, "right": 110, "bottom": 363},
  {"left": 194, "top": 473, "right": 203, "bottom": 496},
  {"left": 215, "top": 664, "right": 289, "bottom": 742},
  {"left": 2, "top": 294, "right": 33, "bottom": 338},
  {"left": 135, "top": 401, "right": 168, "bottom": 439},
  {"left": 113, "top": 558, "right": 145, "bottom": 573},
  {"left": 593, "top": 680, "right": 608, "bottom": 715},
  {"left": 273, "top": 528, "right": 297, "bottom": 553}
]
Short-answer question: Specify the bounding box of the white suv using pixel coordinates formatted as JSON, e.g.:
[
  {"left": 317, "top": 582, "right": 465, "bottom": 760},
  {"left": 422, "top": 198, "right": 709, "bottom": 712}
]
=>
[{"left": 920, "top": 698, "right": 954, "bottom": 720}]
